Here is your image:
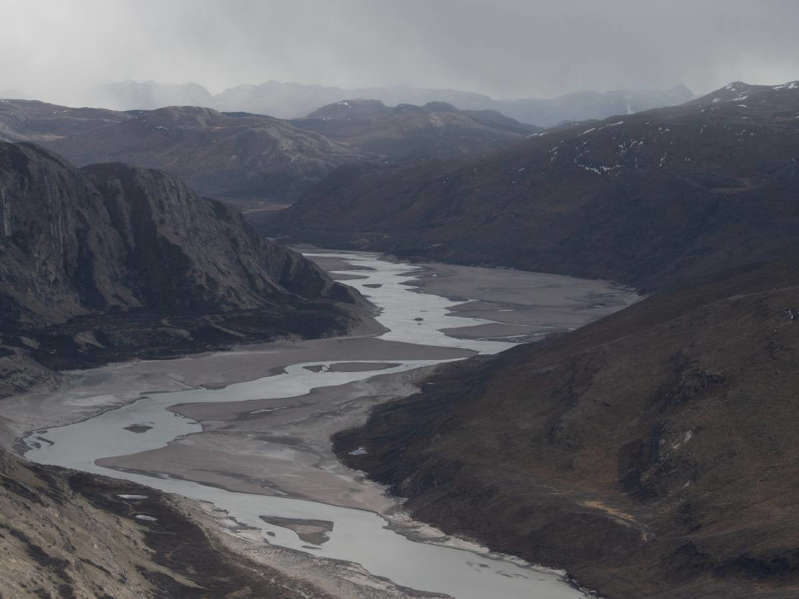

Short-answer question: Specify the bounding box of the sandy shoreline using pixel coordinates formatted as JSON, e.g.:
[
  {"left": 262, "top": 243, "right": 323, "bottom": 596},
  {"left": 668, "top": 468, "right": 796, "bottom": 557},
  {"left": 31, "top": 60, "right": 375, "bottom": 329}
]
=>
[
  {"left": 406, "top": 262, "right": 638, "bottom": 341},
  {"left": 97, "top": 366, "right": 436, "bottom": 515}
]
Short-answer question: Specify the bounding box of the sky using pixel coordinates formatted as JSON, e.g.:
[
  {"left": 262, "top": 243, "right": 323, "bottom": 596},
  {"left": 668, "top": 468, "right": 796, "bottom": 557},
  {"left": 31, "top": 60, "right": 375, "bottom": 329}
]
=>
[{"left": 3, "top": 0, "right": 799, "bottom": 103}]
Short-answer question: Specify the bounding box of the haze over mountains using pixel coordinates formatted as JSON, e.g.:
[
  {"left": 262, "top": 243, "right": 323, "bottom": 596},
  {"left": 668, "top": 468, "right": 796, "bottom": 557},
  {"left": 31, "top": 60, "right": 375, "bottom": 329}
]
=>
[{"left": 67, "top": 79, "right": 694, "bottom": 127}]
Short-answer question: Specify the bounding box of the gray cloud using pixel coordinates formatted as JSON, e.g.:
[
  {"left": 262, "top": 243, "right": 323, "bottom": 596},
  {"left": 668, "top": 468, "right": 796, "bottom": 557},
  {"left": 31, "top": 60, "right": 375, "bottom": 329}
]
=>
[{"left": 3, "top": 0, "right": 799, "bottom": 103}]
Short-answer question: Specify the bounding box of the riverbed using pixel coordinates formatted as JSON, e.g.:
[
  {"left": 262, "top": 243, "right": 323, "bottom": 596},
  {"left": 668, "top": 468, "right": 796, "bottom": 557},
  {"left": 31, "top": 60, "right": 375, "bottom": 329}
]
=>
[{"left": 17, "top": 251, "right": 638, "bottom": 599}]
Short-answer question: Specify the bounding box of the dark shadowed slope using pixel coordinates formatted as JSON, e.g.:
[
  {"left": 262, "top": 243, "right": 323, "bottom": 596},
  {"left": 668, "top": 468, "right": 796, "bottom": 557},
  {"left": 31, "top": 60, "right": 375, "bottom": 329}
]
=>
[
  {"left": 44, "top": 105, "right": 368, "bottom": 204},
  {"left": 336, "top": 260, "right": 799, "bottom": 599},
  {"left": 0, "top": 142, "right": 367, "bottom": 397},
  {"left": 0, "top": 100, "right": 367, "bottom": 205},
  {"left": 1, "top": 99, "right": 538, "bottom": 208},
  {"left": 0, "top": 99, "right": 129, "bottom": 142},
  {"left": 268, "top": 80, "right": 799, "bottom": 292},
  {"left": 292, "top": 99, "right": 538, "bottom": 162}
]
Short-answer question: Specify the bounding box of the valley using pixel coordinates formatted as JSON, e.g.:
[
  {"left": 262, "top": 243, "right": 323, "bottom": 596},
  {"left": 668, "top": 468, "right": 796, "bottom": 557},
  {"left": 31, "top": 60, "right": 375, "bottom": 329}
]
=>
[
  {"left": 3, "top": 5, "right": 799, "bottom": 595},
  {"left": 268, "top": 81, "right": 799, "bottom": 291},
  {"left": 4, "top": 251, "right": 636, "bottom": 598}
]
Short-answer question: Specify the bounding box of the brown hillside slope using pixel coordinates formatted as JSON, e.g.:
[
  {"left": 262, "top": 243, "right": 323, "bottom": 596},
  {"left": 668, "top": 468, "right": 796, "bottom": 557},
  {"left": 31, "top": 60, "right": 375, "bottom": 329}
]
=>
[{"left": 336, "top": 262, "right": 799, "bottom": 598}]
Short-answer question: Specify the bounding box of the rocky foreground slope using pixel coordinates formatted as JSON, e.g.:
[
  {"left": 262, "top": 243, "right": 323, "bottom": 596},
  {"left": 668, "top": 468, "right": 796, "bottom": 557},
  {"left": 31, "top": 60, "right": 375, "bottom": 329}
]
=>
[
  {"left": 0, "top": 448, "right": 335, "bottom": 598},
  {"left": 0, "top": 142, "right": 366, "bottom": 398},
  {"left": 269, "top": 81, "right": 799, "bottom": 292},
  {"left": 336, "top": 261, "right": 799, "bottom": 598}
]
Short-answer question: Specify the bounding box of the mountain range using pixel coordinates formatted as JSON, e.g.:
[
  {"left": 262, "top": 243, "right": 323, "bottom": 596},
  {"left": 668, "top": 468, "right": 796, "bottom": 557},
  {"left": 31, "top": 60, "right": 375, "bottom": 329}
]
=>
[
  {"left": 76, "top": 79, "right": 693, "bottom": 127},
  {"left": 313, "top": 80, "right": 799, "bottom": 599},
  {"left": 3, "top": 78, "right": 799, "bottom": 599},
  {"left": 0, "top": 101, "right": 367, "bottom": 206},
  {"left": 268, "top": 81, "right": 799, "bottom": 292},
  {"left": 291, "top": 99, "right": 538, "bottom": 162},
  {"left": 0, "top": 99, "right": 537, "bottom": 207}
]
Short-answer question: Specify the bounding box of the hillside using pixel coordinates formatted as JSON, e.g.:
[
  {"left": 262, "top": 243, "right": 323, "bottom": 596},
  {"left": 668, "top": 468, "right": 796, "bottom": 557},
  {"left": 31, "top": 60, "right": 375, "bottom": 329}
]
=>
[
  {"left": 0, "top": 142, "right": 366, "bottom": 397},
  {"left": 91, "top": 80, "right": 215, "bottom": 111},
  {"left": 335, "top": 260, "right": 799, "bottom": 598},
  {"left": 0, "top": 99, "right": 129, "bottom": 143},
  {"left": 0, "top": 448, "right": 334, "bottom": 598},
  {"left": 0, "top": 99, "right": 538, "bottom": 208},
  {"left": 43, "top": 105, "right": 367, "bottom": 204},
  {"left": 292, "top": 99, "right": 537, "bottom": 162},
  {"left": 268, "top": 81, "right": 799, "bottom": 291},
  {"left": 0, "top": 100, "right": 367, "bottom": 205}
]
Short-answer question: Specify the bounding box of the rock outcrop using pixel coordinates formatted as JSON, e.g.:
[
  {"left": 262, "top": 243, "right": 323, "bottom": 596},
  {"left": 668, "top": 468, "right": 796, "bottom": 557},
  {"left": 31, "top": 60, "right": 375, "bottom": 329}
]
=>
[{"left": 0, "top": 142, "right": 367, "bottom": 395}]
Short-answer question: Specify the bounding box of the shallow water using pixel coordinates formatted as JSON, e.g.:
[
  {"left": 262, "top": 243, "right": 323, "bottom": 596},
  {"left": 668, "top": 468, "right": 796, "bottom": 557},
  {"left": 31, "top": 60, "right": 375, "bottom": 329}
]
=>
[{"left": 25, "top": 252, "right": 624, "bottom": 598}]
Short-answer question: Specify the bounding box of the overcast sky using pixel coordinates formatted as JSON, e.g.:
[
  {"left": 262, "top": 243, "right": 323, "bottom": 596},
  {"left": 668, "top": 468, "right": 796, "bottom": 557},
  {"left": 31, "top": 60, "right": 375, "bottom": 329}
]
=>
[{"left": 3, "top": 0, "right": 799, "bottom": 102}]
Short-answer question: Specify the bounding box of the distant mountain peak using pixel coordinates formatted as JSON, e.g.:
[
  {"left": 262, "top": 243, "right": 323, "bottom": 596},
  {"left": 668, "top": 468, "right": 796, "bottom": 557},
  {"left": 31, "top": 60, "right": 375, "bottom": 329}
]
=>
[{"left": 691, "top": 79, "right": 799, "bottom": 108}]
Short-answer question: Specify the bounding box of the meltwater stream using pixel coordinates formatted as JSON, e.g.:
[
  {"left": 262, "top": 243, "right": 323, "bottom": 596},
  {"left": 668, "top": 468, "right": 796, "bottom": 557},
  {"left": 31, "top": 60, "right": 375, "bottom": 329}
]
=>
[{"left": 24, "top": 252, "right": 590, "bottom": 599}]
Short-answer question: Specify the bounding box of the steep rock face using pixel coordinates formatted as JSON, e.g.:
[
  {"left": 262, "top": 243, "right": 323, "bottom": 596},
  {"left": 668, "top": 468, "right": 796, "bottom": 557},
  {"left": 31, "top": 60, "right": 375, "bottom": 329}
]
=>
[
  {"left": 269, "top": 81, "right": 799, "bottom": 292},
  {"left": 0, "top": 142, "right": 365, "bottom": 390},
  {"left": 0, "top": 143, "right": 132, "bottom": 325},
  {"left": 335, "top": 262, "right": 799, "bottom": 599}
]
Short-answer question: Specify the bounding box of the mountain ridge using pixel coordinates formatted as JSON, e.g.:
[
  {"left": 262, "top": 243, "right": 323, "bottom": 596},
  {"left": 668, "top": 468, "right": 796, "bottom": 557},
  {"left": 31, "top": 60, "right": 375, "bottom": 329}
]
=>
[
  {"left": 1, "top": 99, "right": 540, "bottom": 207},
  {"left": 291, "top": 98, "right": 538, "bottom": 163},
  {"left": 81, "top": 79, "right": 694, "bottom": 126},
  {"left": 266, "top": 80, "right": 799, "bottom": 292}
]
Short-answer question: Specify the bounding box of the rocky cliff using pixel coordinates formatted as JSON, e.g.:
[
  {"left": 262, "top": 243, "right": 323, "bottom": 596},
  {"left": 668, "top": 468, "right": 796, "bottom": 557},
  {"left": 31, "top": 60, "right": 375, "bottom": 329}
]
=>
[{"left": 0, "top": 142, "right": 367, "bottom": 396}]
